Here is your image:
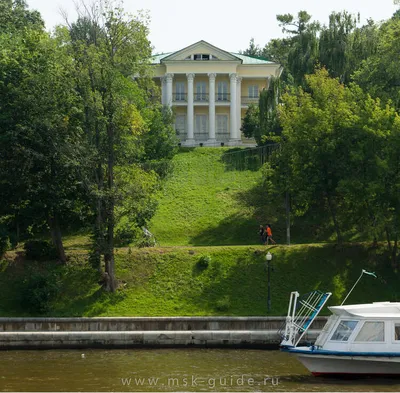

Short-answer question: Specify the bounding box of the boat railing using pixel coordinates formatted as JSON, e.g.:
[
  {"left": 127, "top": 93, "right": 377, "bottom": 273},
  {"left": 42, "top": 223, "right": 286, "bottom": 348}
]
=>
[{"left": 279, "top": 290, "right": 332, "bottom": 348}]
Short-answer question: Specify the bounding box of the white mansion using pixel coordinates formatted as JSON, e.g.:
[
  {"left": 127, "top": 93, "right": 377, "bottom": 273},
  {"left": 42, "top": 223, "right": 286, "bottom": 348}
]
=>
[{"left": 152, "top": 41, "right": 282, "bottom": 146}]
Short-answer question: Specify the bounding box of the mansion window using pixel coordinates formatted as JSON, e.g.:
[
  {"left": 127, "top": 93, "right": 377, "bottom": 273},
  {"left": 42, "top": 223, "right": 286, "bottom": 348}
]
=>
[
  {"left": 216, "top": 115, "right": 228, "bottom": 135},
  {"left": 194, "top": 54, "right": 209, "bottom": 60},
  {"left": 184, "top": 54, "right": 220, "bottom": 60},
  {"left": 217, "top": 82, "right": 228, "bottom": 101},
  {"left": 175, "top": 82, "right": 186, "bottom": 101},
  {"left": 175, "top": 115, "right": 186, "bottom": 136},
  {"left": 195, "top": 82, "right": 207, "bottom": 101},
  {"left": 195, "top": 115, "right": 208, "bottom": 137},
  {"left": 248, "top": 85, "right": 259, "bottom": 98}
]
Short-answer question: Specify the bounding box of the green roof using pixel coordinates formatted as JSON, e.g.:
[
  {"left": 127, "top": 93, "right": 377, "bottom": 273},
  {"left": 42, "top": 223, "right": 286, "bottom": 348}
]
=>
[
  {"left": 150, "top": 52, "right": 275, "bottom": 65},
  {"left": 150, "top": 52, "right": 173, "bottom": 64},
  {"left": 231, "top": 53, "right": 274, "bottom": 64}
]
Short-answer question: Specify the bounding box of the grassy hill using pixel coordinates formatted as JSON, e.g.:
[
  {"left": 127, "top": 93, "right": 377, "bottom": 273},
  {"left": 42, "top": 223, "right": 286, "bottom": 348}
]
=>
[
  {"left": 149, "top": 147, "right": 371, "bottom": 247},
  {"left": 149, "top": 148, "right": 278, "bottom": 246},
  {"left": 1, "top": 244, "right": 398, "bottom": 317}
]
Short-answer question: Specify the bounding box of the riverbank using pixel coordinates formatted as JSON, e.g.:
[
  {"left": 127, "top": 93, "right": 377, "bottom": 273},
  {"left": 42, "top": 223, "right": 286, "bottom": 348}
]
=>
[
  {"left": 0, "top": 316, "right": 325, "bottom": 349},
  {"left": 0, "top": 243, "right": 397, "bottom": 317}
]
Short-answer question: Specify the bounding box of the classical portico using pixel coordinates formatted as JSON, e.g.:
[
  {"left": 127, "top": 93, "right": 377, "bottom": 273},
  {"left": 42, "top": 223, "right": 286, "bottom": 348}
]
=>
[{"left": 152, "top": 40, "right": 282, "bottom": 146}]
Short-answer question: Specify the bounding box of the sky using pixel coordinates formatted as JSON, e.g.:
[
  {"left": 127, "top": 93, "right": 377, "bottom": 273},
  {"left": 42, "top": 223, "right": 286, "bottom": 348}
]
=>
[{"left": 27, "top": 0, "right": 398, "bottom": 54}]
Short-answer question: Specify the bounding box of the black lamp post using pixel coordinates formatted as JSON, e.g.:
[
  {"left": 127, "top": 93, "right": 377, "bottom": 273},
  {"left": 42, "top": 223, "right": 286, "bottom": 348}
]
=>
[{"left": 266, "top": 252, "right": 272, "bottom": 312}]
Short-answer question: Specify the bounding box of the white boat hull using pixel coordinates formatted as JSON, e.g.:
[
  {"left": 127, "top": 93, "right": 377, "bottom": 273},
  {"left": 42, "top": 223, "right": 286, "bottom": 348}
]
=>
[{"left": 296, "top": 353, "right": 400, "bottom": 376}]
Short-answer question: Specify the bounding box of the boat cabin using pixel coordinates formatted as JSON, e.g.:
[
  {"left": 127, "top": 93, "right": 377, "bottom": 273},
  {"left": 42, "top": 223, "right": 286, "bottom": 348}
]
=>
[{"left": 314, "top": 302, "right": 400, "bottom": 353}]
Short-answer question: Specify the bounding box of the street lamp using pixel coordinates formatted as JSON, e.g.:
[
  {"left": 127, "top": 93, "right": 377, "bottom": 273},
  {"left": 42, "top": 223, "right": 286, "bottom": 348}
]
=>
[{"left": 266, "top": 252, "right": 273, "bottom": 312}]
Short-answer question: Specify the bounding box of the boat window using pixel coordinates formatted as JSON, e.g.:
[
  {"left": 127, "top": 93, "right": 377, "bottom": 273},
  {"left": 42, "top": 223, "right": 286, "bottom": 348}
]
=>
[
  {"left": 330, "top": 320, "right": 358, "bottom": 341},
  {"left": 395, "top": 324, "right": 400, "bottom": 340},
  {"left": 355, "top": 321, "right": 385, "bottom": 342}
]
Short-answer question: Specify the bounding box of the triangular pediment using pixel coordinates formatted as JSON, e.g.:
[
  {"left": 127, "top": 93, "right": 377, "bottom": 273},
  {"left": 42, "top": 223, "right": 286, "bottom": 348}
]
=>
[{"left": 161, "top": 41, "right": 241, "bottom": 62}]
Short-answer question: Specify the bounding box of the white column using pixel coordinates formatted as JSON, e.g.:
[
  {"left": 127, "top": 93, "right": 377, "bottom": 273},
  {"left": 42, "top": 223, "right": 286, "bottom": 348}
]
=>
[
  {"left": 186, "top": 73, "right": 195, "bottom": 143},
  {"left": 160, "top": 76, "right": 166, "bottom": 105},
  {"left": 165, "top": 73, "right": 173, "bottom": 107},
  {"left": 236, "top": 76, "right": 242, "bottom": 141},
  {"left": 208, "top": 73, "right": 216, "bottom": 142},
  {"left": 229, "top": 73, "right": 237, "bottom": 141}
]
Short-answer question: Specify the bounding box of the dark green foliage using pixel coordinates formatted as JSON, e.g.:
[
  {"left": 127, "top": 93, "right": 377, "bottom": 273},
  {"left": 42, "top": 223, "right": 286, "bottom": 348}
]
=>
[
  {"left": 242, "top": 76, "right": 282, "bottom": 146},
  {"left": 241, "top": 104, "right": 259, "bottom": 139},
  {"left": 215, "top": 295, "right": 231, "bottom": 312},
  {"left": 20, "top": 269, "right": 61, "bottom": 313},
  {"left": 197, "top": 255, "right": 211, "bottom": 270},
  {"left": 259, "top": 76, "right": 282, "bottom": 144},
  {"left": 1, "top": 245, "right": 398, "bottom": 317},
  {"left": 353, "top": 17, "right": 400, "bottom": 110},
  {"left": 241, "top": 38, "right": 262, "bottom": 57},
  {"left": 142, "top": 106, "right": 178, "bottom": 161},
  {"left": 0, "top": 238, "right": 10, "bottom": 258},
  {"left": 24, "top": 240, "right": 58, "bottom": 261}
]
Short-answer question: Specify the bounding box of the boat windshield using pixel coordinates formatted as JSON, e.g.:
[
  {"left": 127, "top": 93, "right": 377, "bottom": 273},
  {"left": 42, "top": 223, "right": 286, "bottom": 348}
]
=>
[
  {"left": 355, "top": 321, "right": 384, "bottom": 342},
  {"left": 330, "top": 320, "right": 358, "bottom": 341}
]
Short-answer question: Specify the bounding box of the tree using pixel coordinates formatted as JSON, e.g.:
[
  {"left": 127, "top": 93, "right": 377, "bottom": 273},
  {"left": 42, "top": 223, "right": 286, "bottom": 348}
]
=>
[
  {"left": 259, "top": 76, "right": 282, "bottom": 144},
  {"left": 318, "top": 12, "right": 378, "bottom": 84},
  {"left": 65, "top": 1, "right": 174, "bottom": 291},
  {"left": 267, "top": 67, "right": 400, "bottom": 253},
  {"left": 0, "top": 0, "right": 86, "bottom": 262},
  {"left": 241, "top": 38, "right": 262, "bottom": 57},
  {"left": 276, "top": 11, "right": 320, "bottom": 86},
  {"left": 241, "top": 104, "right": 259, "bottom": 139},
  {"left": 318, "top": 11, "right": 359, "bottom": 83},
  {"left": 353, "top": 17, "right": 400, "bottom": 110}
]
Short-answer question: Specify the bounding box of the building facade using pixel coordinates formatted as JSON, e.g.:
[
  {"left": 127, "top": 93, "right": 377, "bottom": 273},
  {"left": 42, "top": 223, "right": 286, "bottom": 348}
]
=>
[{"left": 151, "top": 41, "right": 282, "bottom": 146}]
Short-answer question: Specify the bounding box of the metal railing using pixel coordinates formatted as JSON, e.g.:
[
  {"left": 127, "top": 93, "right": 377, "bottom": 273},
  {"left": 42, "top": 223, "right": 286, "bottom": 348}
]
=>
[
  {"left": 194, "top": 93, "right": 209, "bottom": 102},
  {"left": 170, "top": 93, "right": 259, "bottom": 103},
  {"left": 173, "top": 93, "right": 187, "bottom": 102},
  {"left": 241, "top": 96, "right": 259, "bottom": 105},
  {"left": 216, "top": 93, "right": 230, "bottom": 102}
]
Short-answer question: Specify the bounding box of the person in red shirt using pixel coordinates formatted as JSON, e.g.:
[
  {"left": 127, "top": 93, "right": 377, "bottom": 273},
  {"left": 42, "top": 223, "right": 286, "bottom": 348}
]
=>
[{"left": 265, "top": 224, "right": 276, "bottom": 245}]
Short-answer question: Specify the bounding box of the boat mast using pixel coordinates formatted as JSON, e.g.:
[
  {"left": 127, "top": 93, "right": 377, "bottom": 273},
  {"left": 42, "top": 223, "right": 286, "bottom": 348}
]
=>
[{"left": 341, "top": 269, "right": 377, "bottom": 306}]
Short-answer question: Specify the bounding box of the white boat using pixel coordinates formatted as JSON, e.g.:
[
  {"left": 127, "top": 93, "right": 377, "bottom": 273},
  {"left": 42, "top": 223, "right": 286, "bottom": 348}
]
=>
[{"left": 279, "top": 271, "right": 400, "bottom": 377}]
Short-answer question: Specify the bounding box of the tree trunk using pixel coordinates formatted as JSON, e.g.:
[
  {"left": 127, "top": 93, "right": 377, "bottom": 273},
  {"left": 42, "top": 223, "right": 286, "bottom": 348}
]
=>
[
  {"left": 48, "top": 212, "right": 66, "bottom": 264},
  {"left": 326, "top": 192, "right": 342, "bottom": 246},
  {"left": 104, "top": 118, "right": 117, "bottom": 292},
  {"left": 385, "top": 226, "right": 392, "bottom": 253},
  {"left": 90, "top": 71, "right": 103, "bottom": 273},
  {"left": 391, "top": 232, "right": 398, "bottom": 269},
  {"left": 91, "top": 159, "right": 104, "bottom": 272}
]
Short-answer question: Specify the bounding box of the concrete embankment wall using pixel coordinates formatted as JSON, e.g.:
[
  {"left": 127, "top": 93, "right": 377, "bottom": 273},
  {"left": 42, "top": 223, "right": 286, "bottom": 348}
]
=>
[{"left": 0, "top": 317, "right": 327, "bottom": 349}]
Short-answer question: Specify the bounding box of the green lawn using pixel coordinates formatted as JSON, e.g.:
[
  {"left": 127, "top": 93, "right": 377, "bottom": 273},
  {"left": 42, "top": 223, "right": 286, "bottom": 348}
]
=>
[
  {"left": 1, "top": 244, "right": 397, "bottom": 317},
  {"left": 149, "top": 148, "right": 276, "bottom": 246}
]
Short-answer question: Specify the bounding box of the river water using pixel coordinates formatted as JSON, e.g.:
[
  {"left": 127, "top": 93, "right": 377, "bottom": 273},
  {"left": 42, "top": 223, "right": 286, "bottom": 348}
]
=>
[{"left": 1, "top": 349, "right": 400, "bottom": 392}]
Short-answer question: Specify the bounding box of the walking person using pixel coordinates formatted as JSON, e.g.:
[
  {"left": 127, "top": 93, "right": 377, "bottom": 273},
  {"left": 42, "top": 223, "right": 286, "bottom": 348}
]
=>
[
  {"left": 259, "top": 225, "right": 265, "bottom": 244},
  {"left": 265, "top": 224, "right": 276, "bottom": 245}
]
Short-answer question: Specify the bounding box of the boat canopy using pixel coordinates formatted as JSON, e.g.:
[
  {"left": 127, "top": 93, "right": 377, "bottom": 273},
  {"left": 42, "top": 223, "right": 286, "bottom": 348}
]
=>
[{"left": 329, "top": 302, "right": 400, "bottom": 318}]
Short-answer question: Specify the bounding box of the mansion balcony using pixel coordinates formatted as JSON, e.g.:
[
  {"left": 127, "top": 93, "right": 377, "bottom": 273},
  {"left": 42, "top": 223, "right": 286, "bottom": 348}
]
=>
[
  {"left": 172, "top": 93, "right": 257, "bottom": 105},
  {"left": 241, "top": 96, "right": 259, "bottom": 105}
]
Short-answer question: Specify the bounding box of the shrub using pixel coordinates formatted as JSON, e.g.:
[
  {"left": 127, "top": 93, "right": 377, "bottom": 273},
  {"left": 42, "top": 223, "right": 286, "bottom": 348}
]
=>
[
  {"left": 0, "top": 237, "right": 10, "bottom": 257},
  {"left": 197, "top": 255, "right": 211, "bottom": 270},
  {"left": 21, "top": 269, "right": 61, "bottom": 313},
  {"left": 0, "top": 225, "right": 10, "bottom": 257},
  {"left": 24, "top": 240, "right": 57, "bottom": 261},
  {"left": 215, "top": 295, "right": 231, "bottom": 312}
]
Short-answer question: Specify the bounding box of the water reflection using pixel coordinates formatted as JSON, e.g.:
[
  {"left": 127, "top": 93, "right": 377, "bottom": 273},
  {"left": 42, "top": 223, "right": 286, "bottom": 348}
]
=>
[{"left": 0, "top": 349, "right": 400, "bottom": 392}]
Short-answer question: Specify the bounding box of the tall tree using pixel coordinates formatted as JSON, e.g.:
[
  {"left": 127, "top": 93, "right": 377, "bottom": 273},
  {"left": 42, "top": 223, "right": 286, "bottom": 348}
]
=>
[
  {"left": 276, "top": 11, "right": 320, "bottom": 86},
  {"left": 65, "top": 1, "right": 174, "bottom": 291},
  {"left": 318, "top": 11, "right": 359, "bottom": 83},
  {"left": 0, "top": 0, "right": 85, "bottom": 261},
  {"left": 241, "top": 38, "right": 262, "bottom": 57},
  {"left": 353, "top": 16, "right": 400, "bottom": 110}
]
